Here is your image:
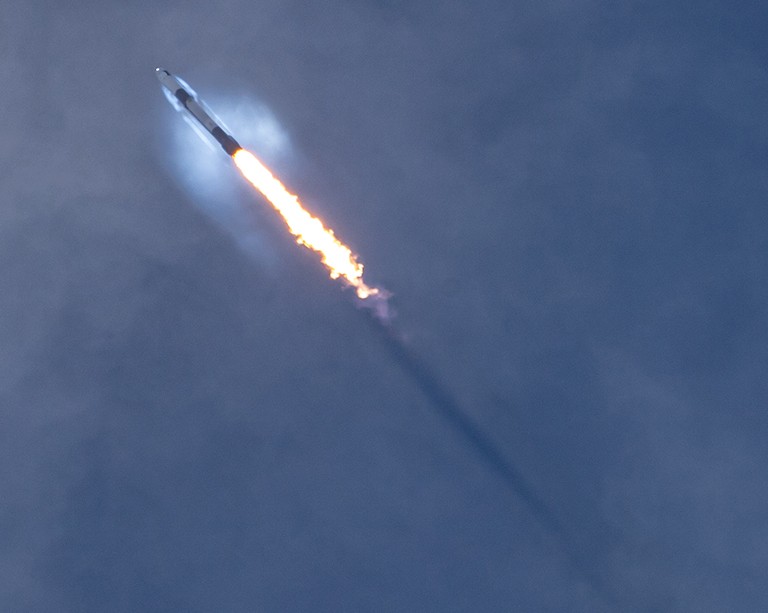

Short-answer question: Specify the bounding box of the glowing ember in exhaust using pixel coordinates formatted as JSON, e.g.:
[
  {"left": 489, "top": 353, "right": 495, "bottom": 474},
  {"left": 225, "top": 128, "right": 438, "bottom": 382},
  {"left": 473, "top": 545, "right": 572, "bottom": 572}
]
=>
[{"left": 232, "top": 148, "right": 381, "bottom": 300}]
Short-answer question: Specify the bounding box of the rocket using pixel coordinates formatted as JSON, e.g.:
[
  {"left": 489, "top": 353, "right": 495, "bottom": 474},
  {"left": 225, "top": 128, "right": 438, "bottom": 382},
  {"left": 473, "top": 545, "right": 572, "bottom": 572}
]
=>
[{"left": 155, "top": 67, "right": 241, "bottom": 156}]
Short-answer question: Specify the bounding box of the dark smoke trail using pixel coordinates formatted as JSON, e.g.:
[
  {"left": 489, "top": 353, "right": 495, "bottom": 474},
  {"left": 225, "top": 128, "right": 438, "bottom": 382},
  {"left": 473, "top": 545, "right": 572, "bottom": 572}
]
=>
[
  {"left": 362, "top": 312, "right": 565, "bottom": 534},
  {"left": 360, "top": 310, "right": 620, "bottom": 608}
]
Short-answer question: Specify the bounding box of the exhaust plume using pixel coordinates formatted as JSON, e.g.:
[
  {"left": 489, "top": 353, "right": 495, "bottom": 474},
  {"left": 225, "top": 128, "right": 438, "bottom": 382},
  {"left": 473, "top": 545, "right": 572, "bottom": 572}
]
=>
[{"left": 233, "top": 149, "right": 388, "bottom": 314}]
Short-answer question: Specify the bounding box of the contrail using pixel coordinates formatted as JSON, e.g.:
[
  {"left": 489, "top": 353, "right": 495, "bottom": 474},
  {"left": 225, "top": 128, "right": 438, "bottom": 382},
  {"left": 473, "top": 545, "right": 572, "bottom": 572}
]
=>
[
  {"left": 361, "top": 312, "right": 621, "bottom": 607},
  {"left": 361, "top": 313, "right": 566, "bottom": 536}
]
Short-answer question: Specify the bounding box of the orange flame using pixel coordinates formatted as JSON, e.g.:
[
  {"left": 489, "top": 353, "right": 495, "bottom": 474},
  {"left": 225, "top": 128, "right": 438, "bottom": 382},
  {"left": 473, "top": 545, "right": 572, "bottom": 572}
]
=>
[{"left": 232, "top": 148, "right": 380, "bottom": 300}]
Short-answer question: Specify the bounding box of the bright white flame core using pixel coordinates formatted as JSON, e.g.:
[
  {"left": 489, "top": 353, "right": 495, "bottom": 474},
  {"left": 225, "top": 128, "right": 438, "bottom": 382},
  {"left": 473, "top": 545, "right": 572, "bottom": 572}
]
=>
[{"left": 232, "top": 149, "right": 381, "bottom": 300}]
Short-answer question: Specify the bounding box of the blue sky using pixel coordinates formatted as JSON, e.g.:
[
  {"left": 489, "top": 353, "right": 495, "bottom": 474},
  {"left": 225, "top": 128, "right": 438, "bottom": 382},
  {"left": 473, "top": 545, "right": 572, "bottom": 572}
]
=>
[{"left": 1, "top": 1, "right": 766, "bottom": 610}]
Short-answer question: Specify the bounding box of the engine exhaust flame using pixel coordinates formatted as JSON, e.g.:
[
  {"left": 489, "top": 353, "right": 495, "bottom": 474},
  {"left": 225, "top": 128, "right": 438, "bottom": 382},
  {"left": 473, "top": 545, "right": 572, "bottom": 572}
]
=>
[{"left": 232, "top": 148, "right": 384, "bottom": 302}]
